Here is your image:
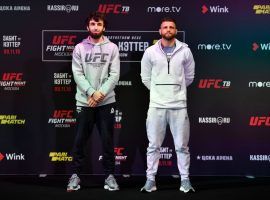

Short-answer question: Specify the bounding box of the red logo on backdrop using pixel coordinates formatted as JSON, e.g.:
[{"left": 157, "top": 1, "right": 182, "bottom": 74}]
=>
[
  {"left": 52, "top": 35, "right": 76, "bottom": 45},
  {"left": 0, "top": 153, "right": 4, "bottom": 161},
  {"left": 249, "top": 116, "right": 270, "bottom": 126},
  {"left": 2, "top": 73, "right": 23, "bottom": 81},
  {"left": 252, "top": 42, "right": 260, "bottom": 51},
  {"left": 98, "top": 4, "right": 130, "bottom": 14},
  {"left": 198, "top": 79, "right": 230, "bottom": 89},
  {"left": 114, "top": 147, "right": 124, "bottom": 156},
  {"left": 202, "top": 5, "right": 208, "bottom": 13},
  {"left": 53, "top": 110, "right": 73, "bottom": 118}
]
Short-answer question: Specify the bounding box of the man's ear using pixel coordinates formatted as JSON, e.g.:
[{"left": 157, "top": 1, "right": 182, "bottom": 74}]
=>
[
  {"left": 159, "top": 29, "right": 161, "bottom": 35},
  {"left": 86, "top": 26, "right": 90, "bottom": 31}
]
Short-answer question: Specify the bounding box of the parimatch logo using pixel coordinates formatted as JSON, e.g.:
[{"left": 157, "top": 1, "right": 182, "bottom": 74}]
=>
[
  {"left": 0, "top": 115, "right": 26, "bottom": 125},
  {"left": 253, "top": 5, "right": 270, "bottom": 15},
  {"left": 49, "top": 152, "right": 73, "bottom": 162}
]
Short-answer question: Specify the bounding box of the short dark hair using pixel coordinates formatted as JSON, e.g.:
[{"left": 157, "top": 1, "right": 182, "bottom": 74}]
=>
[
  {"left": 85, "top": 11, "right": 107, "bottom": 28},
  {"left": 160, "top": 17, "right": 177, "bottom": 27}
]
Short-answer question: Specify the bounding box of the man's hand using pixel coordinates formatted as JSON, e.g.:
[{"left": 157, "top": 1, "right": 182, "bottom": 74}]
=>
[
  {"left": 92, "top": 91, "right": 105, "bottom": 103},
  {"left": 87, "top": 96, "right": 98, "bottom": 107}
]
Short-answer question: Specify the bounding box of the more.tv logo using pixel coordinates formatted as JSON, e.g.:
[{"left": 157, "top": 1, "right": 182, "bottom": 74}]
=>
[
  {"left": 202, "top": 5, "right": 229, "bottom": 14},
  {"left": 0, "top": 72, "right": 26, "bottom": 91},
  {"left": 98, "top": 4, "right": 130, "bottom": 14},
  {"left": 248, "top": 81, "right": 270, "bottom": 88},
  {"left": 252, "top": 42, "right": 270, "bottom": 51},
  {"left": 198, "top": 43, "right": 231, "bottom": 51},
  {"left": 253, "top": 5, "right": 270, "bottom": 15},
  {"left": 2, "top": 35, "right": 21, "bottom": 55},
  {"left": 249, "top": 116, "right": 270, "bottom": 127},
  {"left": 0, "top": 152, "right": 25, "bottom": 161},
  {"left": 198, "top": 79, "right": 231, "bottom": 89},
  {"left": 48, "top": 110, "right": 76, "bottom": 128},
  {"left": 53, "top": 73, "right": 72, "bottom": 92},
  {"left": 147, "top": 6, "right": 181, "bottom": 13}
]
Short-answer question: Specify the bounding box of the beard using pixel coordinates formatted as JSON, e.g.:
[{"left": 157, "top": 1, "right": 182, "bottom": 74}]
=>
[
  {"left": 161, "top": 32, "right": 176, "bottom": 41},
  {"left": 89, "top": 30, "right": 104, "bottom": 39}
]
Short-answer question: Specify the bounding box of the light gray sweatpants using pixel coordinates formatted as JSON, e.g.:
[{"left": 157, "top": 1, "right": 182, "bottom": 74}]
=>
[{"left": 146, "top": 107, "right": 190, "bottom": 181}]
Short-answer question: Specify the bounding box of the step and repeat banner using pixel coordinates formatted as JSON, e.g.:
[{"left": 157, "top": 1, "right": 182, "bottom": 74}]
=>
[{"left": 0, "top": 0, "right": 269, "bottom": 176}]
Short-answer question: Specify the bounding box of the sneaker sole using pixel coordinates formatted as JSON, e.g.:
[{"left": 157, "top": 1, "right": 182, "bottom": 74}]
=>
[
  {"left": 104, "top": 185, "right": 119, "bottom": 191},
  {"left": 180, "top": 187, "right": 195, "bottom": 193},
  {"left": 67, "top": 185, "right": 81, "bottom": 192},
  {"left": 140, "top": 186, "right": 157, "bottom": 193}
]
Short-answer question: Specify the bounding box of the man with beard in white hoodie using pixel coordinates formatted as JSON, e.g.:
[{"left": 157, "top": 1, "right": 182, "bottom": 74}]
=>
[
  {"left": 140, "top": 17, "right": 195, "bottom": 193},
  {"left": 67, "top": 12, "right": 120, "bottom": 192}
]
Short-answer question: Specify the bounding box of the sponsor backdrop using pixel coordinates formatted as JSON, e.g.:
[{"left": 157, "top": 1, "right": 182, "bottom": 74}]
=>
[{"left": 0, "top": 0, "right": 269, "bottom": 176}]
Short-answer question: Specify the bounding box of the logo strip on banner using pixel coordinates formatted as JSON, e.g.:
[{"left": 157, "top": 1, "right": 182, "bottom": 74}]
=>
[{"left": 42, "top": 30, "right": 185, "bottom": 62}]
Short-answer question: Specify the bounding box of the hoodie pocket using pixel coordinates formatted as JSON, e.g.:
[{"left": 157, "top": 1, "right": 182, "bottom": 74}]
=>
[{"left": 154, "top": 83, "right": 181, "bottom": 100}]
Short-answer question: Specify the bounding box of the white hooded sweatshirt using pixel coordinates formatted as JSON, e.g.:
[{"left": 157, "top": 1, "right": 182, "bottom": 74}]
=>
[{"left": 141, "top": 39, "right": 195, "bottom": 108}]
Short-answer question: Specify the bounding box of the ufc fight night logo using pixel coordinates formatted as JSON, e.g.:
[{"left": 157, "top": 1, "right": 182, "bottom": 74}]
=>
[
  {"left": 0, "top": 73, "right": 26, "bottom": 91},
  {"left": 48, "top": 110, "right": 76, "bottom": 128}
]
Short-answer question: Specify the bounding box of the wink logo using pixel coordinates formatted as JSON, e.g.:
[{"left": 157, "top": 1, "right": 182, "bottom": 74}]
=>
[
  {"left": 4, "top": 153, "right": 25, "bottom": 161},
  {"left": 252, "top": 42, "right": 270, "bottom": 51},
  {"left": 202, "top": 5, "right": 229, "bottom": 14}
]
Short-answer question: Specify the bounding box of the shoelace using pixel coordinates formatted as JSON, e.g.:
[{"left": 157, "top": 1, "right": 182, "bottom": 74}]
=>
[{"left": 69, "top": 176, "right": 77, "bottom": 184}]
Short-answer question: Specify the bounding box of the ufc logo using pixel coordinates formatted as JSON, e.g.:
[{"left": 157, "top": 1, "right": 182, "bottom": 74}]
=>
[
  {"left": 98, "top": 4, "right": 129, "bottom": 14},
  {"left": 85, "top": 53, "right": 109, "bottom": 63},
  {"left": 198, "top": 79, "right": 230, "bottom": 88},
  {"left": 2, "top": 73, "right": 23, "bottom": 81},
  {"left": 52, "top": 35, "right": 76, "bottom": 45},
  {"left": 114, "top": 147, "right": 124, "bottom": 155},
  {"left": 249, "top": 116, "right": 270, "bottom": 126},
  {"left": 53, "top": 110, "right": 73, "bottom": 118}
]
